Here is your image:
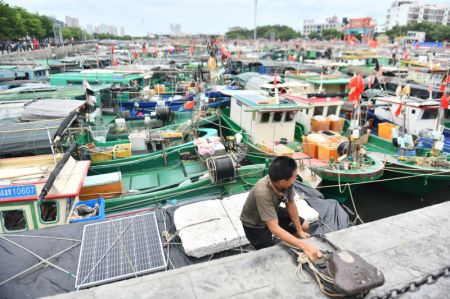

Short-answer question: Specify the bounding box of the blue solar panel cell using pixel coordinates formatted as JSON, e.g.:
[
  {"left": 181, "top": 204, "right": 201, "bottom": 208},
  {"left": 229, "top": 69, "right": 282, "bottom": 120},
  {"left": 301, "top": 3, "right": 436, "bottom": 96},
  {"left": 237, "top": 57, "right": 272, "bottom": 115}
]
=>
[{"left": 75, "top": 212, "right": 166, "bottom": 289}]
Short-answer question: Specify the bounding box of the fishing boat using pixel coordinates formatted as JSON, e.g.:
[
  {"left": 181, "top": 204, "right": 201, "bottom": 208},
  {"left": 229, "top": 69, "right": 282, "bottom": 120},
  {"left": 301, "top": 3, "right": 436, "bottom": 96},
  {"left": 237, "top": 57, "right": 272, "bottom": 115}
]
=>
[
  {"left": 0, "top": 63, "right": 50, "bottom": 81},
  {"left": 50, "top": 70, "right": 149, "bottom": 102},
  {"left": 0, "top": 99, "right": 88, "bottom": 158},
  {"left": 218, "top": 90, "right": 384, "bottom": 201},
  {"left": 0, "top": 145, "right": 91, "bottom": 233},
  {"left": 368, "top": 95, "right": 450, "bottom": 152},
  {"left": 365, "top": 131, "right": 450, "bottom": 196}
]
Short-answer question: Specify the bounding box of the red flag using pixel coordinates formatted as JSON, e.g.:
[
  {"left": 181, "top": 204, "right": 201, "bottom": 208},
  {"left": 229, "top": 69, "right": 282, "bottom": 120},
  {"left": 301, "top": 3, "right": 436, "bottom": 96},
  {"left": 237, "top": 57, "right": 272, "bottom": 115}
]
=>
[
  {"left": 183, "top": 100, "right": 195, "bottom": 110},
  {"left": 133, "top": 51, "right": 138, "bottom": 59},
  {"left": 237, "top": 51, "right": 241, "bottom": 59},
  {"left": 395, "top": 103, "right": 402, "bottom": 117},
  {"left": 112, "top": 58, "right": 118, "bottom": 66},
  {"left": 111, "top": 44, "right": 115, "bottom": 55},
  {"left": 441, "top": 94, "right": 449, "bottom": 109},
  {"left": 440, "top": 75, "right": 450, "bottom": 92},
  {"left": 347, "top": 75, "right": 364, "bottom": 101}
]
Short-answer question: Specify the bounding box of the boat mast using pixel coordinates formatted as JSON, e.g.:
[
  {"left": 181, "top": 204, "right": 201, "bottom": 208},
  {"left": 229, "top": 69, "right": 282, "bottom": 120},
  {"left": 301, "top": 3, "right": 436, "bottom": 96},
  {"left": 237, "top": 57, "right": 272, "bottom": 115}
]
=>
[{"left": 254, "top": 0, "right": 258, "bottom": 41}]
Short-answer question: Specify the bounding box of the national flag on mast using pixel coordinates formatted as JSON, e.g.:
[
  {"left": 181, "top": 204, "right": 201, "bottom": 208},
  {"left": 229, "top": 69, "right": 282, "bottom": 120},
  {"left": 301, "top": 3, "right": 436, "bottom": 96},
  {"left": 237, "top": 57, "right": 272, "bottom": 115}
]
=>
[
  {"left": 84, "top": 80, "right": 96, "bottom": 106},
  {"left": 441, "top": 93, "right": 449, "bottom": 109},
  {"left": 440, "top": 75, "right": 450, "bottom": 92},
  {"left": 395, "top": 100, "right": 403, "bottom": 117}
]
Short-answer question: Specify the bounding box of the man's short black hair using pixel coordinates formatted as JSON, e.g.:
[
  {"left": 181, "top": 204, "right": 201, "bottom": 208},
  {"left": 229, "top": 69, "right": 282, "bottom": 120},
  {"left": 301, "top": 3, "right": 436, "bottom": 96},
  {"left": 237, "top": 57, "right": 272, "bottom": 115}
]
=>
[{"left": 269, "top": 156, "right": 297, "bottom": 182}]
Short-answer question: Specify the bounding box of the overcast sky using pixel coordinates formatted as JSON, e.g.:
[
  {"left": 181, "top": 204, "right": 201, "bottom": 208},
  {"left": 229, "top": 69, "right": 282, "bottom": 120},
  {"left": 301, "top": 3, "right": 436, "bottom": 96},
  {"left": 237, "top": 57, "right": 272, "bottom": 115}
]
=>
[{"left": 4, "top": 0, "right": 443, "bottom": 35}]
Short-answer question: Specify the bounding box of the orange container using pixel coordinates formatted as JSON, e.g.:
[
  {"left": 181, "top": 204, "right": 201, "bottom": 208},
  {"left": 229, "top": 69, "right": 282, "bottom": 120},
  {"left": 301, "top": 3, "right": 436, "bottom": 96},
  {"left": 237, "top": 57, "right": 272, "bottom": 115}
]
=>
[
  {"left": 311, "top": 118, "right": 331, "bottom": 132},
  {"left": 378, "top": 123, "right": 396, "bottom": 140},
  {"left": 329, "top": 118, "right": 344, "bottom": 132},
  {"left": 302, "top": 141, "right": 317, "bottom": 158},
  {"left": 318, "top": 143, "right": 339, "bottom": 161}
]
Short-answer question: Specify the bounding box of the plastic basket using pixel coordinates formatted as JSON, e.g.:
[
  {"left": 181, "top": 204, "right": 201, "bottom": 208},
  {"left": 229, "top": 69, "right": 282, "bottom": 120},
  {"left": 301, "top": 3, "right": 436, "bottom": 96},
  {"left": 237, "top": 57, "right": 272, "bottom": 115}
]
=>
[
  {"left": 90, "top": 125, "right": 110, "bottom": 143},
  {"left": 70, "top": 198, "right": 106, "bottom": 223}
]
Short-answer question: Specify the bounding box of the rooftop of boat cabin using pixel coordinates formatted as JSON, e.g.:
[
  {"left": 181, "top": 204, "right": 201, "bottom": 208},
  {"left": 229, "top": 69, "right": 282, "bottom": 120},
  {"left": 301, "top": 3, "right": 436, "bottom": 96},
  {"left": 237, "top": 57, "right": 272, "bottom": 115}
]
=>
[
  {"left": 50, "top": 70, "right": 145, "bottom": 84},
  {"left": 283, "top": 93, "right": 344, "bottom": 105},
  {"left": 287, "top": 73, "right": 351, "bottom": 85},
  {"left": 0, "top": 154, "right": 90, "bottom": 203},
  {"left": 374, "top": 96, "right": 441, "bottom": 108},
  {"left": 230, "top": 90, "right": 305, "bottom": 111}
]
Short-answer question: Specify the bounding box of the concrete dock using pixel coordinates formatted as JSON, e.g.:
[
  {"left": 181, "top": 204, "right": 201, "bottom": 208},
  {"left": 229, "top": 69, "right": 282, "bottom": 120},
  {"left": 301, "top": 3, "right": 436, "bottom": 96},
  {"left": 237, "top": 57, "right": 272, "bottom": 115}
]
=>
[{"left": 48, "top": 201, "right": 450, "bottom": 299}]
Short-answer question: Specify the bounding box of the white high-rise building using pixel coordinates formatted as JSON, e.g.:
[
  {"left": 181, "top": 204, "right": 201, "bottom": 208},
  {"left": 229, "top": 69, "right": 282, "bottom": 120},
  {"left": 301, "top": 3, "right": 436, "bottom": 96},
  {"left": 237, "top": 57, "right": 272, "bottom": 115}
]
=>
[
  {"left": 303, "top": 16, "right": 343, "bottom": 36},
  {"left": 170, "top": 23, "right": 181, "bottom": 35},
  {"left": 386, "top": 1, "right": 450, "bottom": 29},
  {"left": 86, "top": 24, "right": 94, "bottom": 34},
  {"left": 65, "top": 16, "right": 80, "bottom": 28},
  {"left": 95, "top": 24, "right": 118, "bottom": 36}
]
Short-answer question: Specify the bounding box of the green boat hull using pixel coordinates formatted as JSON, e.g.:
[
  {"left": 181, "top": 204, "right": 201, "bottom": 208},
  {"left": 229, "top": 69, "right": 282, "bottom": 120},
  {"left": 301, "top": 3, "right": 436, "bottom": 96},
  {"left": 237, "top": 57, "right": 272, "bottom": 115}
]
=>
[
  {"left": 365, "top": 134, "right": 450, "bottom": 195},
  {"left": 104, "top": 164, "right": 268, "bottom": 214}
]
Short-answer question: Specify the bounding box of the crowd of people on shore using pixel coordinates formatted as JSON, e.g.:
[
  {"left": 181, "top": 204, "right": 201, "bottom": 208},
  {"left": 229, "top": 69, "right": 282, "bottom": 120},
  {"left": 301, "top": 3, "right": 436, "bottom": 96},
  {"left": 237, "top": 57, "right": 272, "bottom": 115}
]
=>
[{"left": 0, "top": 38, "right": 50, "bottom": 55}]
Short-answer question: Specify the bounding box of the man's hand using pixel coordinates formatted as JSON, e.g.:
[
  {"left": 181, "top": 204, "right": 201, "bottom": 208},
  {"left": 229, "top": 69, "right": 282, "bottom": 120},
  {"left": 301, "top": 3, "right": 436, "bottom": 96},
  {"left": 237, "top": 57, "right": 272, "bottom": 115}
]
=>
[
  {"left": 297, "top": 230, "right": 310, "bottom": 239},
  {"left": 303, "top": 243, "right": 322, "bottom": 262}
]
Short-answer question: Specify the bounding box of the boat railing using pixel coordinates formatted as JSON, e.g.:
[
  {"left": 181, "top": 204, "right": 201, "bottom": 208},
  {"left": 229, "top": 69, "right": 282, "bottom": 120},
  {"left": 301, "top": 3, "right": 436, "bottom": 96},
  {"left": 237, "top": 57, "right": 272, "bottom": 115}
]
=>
[{"left": 294, "top": 155, "right": 315, "bottom": 179}]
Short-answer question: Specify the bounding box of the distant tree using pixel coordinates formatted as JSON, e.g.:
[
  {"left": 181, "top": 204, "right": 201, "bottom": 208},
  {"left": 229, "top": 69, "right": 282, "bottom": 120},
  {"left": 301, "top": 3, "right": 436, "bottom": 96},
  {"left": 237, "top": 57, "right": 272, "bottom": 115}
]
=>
[
  {"left": 0, "top": 1, "right": 54, "bottom": 40},
  {"left": 15, "top": 8, "right": 45, "bottom": 38},
  {"left": 225, "top": 25, "right": 300, "bottom": 40},
  {"left": 38, "top": 15, "right": 55, "bottom": 38},
  {"left": 385, "top": 22, "right": 450, "bottom": 42},
  {"left": 308, "top": 32, "right": 321, "bottom": 40},
  {"left": 225, "top": 27, "right": 252, "bottom": 39},
  {"left": 321, "top": 29, "right": 343, "bottom": 40},
  {"left": 62, "top": 27, "right": 84, "bottom": 41}
]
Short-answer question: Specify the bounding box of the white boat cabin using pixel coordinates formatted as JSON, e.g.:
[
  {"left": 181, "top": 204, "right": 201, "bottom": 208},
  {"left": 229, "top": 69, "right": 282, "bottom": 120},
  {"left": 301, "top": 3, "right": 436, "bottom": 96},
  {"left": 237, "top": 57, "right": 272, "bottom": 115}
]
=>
[
  {"left": 228, "top": 90, "right": 302, "bottom": 146},
  {"left": 373, "top": 96, "right": 441, "bottom": 135},
  {"left": 0, "top": 154, "right": 90, "bottom": 233}
]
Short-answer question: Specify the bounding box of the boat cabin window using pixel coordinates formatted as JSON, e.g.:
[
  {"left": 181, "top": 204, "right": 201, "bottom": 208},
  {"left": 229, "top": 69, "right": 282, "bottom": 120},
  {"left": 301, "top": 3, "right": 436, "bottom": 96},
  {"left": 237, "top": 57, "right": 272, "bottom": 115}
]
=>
[
  {"left": 260, "top": 112, "right": 271, "bottom": 123},
  {"left": 313, "top": 106, "right": 324, "bottom": 116},
  {"left": 2, "top": 210, "right": 27, "bottom": 231},
  {"left": 421, "top": 109, "right": 438, "bottom": 120},
  {"left": 327, "top": 106, "right": 337, "bottom": 115},
  {"left": 285, "top": 111, "right": 295, "bottom": 122},
  {"left": 411, "top": 109, "right": 416, "bottom": 114},
  {"left": 66, "top": 80, "right": 83, "bottom": 85},
  {"left": 39, "top": 201, "right": 58, "bottom": 223},
  {"left": 273, "top": 112, "right": 283, "bottom": 122}
]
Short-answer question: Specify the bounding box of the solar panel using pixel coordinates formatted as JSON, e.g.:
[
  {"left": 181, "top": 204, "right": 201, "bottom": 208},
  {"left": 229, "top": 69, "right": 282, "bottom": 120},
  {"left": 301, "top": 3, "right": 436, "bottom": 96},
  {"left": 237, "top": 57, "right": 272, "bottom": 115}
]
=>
[{"left": 75, "top": 212, "right": 166, "bottom": 289}]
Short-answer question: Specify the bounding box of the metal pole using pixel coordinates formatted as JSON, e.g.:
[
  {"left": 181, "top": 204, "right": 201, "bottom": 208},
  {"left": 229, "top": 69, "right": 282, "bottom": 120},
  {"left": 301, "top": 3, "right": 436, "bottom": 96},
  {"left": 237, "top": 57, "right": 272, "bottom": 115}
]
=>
[
  {"left": 46, "top": 125, "right": 57, "bottom": 165},
  {"left": 254, "top": 0, "right": 257, "bottom": 41}
]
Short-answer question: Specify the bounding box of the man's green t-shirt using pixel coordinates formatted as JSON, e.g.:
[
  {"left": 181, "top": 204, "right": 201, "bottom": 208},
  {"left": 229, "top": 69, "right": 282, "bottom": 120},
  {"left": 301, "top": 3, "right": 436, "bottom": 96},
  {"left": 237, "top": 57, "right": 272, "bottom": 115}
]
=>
[{"left": 240, "top": 176, "right": 294, "bottom": 229}]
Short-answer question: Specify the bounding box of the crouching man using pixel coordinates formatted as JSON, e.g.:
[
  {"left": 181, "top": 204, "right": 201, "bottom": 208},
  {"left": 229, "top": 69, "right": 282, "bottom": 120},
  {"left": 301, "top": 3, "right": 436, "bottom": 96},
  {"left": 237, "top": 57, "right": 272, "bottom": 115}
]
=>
[{"left": 240, "top": 156, "right": 321, "bottom": 261}]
